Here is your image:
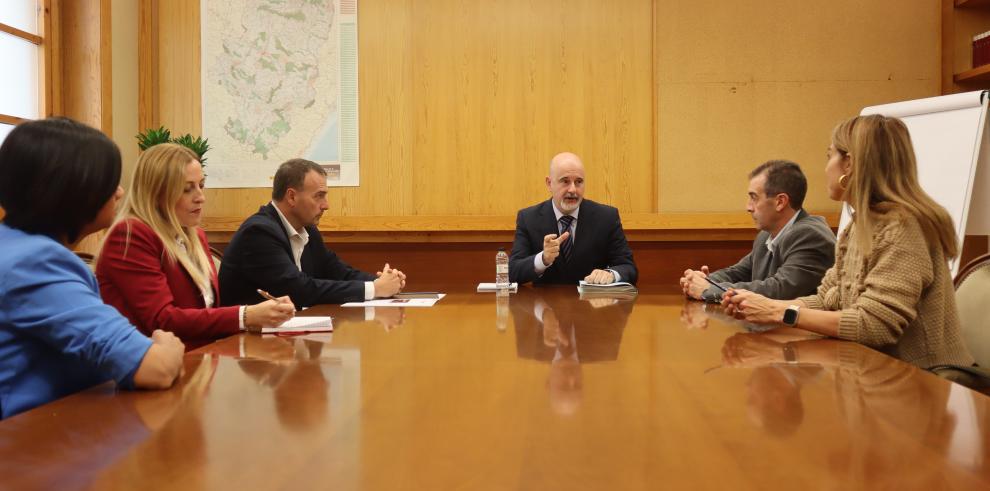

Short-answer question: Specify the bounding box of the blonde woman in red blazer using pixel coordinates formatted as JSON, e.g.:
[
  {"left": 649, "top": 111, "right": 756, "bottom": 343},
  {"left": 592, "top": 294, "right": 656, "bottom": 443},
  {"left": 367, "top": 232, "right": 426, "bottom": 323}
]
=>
[{"left": 97, "top": 144, "right": 295, "bottom": 350}]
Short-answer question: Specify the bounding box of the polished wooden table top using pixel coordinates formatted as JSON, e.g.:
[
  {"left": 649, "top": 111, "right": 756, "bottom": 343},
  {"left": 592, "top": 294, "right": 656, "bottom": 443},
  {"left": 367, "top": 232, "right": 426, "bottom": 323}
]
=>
[{"left": 3, "top": 285, "right": 990, "bottom": 490}]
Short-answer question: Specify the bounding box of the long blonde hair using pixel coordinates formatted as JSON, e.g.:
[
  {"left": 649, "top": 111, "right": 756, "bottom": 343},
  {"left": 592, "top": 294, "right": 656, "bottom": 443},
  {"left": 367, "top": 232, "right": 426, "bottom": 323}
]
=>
[
  {"left": 831, "top": 114, "right": 958, "bottom": 258},
  {"left": 109, "top": 143, "right": 212, "bottom": 291}
]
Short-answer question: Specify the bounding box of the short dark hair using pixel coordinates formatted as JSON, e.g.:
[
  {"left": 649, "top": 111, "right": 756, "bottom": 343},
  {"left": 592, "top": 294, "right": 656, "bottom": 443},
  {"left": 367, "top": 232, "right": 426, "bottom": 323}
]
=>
[
  {"left": 748, "top": 159, "right": 807, "bottom": 210},
  {"left": 272, "top": 158, "right": 327, "bottom": 200},
  {"left": 0, "top": 117, "right": 121, "bottom": 243}
]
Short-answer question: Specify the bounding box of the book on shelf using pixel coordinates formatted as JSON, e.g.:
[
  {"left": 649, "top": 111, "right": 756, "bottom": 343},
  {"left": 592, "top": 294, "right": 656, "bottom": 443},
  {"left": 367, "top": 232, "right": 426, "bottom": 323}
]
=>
[{"left": 974, "top": 30, "right": 990, "bottom": 69}]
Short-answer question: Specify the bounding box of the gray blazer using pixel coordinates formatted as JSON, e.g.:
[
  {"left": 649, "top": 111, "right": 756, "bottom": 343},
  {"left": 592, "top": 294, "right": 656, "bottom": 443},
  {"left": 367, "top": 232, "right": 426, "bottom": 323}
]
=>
[{"left": 703, "top": 210, "right": 836, "bottom": 301}]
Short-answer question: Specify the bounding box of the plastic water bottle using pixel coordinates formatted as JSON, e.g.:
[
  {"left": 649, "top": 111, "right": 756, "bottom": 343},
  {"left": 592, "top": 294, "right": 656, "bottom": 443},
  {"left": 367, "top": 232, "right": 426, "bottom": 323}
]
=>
[{"left": 495, "top": 247, "right": 509, "bottom": 288}]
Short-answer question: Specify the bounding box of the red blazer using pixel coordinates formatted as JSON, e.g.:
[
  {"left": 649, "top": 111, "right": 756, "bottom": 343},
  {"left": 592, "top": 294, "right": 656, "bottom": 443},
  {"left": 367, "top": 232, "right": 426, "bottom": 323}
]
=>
[{"left": 97, "top": 218, "right": 239, "bottom": 350}]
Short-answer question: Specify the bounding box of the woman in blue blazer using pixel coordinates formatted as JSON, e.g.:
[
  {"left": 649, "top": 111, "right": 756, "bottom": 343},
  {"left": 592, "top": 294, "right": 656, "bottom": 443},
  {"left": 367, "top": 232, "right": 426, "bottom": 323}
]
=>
[{"left": 0, "top": 118, "right": 185, "bottom": 419}]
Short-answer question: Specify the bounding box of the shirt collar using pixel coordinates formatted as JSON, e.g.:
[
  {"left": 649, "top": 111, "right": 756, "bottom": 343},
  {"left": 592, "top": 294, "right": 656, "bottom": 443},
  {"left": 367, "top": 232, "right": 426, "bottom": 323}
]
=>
[
  {"left": 271, "top": 201, "right": 309, "bottom": 242},
  {"left": 766, "top": 209, "right": 802, "bottom": 252}
]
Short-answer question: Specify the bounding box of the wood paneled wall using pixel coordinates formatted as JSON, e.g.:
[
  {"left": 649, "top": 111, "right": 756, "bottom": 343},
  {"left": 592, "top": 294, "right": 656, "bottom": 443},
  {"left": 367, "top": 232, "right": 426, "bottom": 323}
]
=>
[
  {"left": 142, "top": 0, "right": 656, "bottom": 220},
  {"left": 655, "top": 1, "right": 941, "bottom": 214},
  {"left": 138, "top": 0, "right": 940, "bottom": 229}
]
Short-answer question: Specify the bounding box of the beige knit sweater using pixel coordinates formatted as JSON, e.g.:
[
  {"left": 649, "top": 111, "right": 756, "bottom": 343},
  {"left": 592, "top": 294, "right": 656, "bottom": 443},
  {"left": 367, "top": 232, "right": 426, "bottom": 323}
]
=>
[{"left": 797, "top": 205, "right": 974, "bottom": 369}]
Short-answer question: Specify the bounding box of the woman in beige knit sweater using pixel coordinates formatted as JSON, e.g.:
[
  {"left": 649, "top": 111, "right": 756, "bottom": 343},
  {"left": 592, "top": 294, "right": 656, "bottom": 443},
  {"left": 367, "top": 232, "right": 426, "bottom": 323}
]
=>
[{"left": 722, "top": 114, "right": 974, "bottom": 369}]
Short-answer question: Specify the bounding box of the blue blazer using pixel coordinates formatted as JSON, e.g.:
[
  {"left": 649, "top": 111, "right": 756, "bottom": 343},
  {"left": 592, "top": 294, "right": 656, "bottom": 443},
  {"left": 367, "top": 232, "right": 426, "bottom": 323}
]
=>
[
  {"left": 509, "top": 199, "right": 638, "bottom": 285},
  {"left": 219, "top": 204, "right": 376, "bottom": 308},
  {"left": 0, "top": 224, "right": 152, "bottom": 419}
]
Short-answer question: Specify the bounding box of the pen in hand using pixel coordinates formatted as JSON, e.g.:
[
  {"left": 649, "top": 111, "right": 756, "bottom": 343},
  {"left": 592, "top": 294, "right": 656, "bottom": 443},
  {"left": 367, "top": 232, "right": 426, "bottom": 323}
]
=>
[
  {"left": 704, "top": 276, "right": 728, "bottom": 293},
  {"left": 257, "top": 289, "right": 290, "bottom": 303}
]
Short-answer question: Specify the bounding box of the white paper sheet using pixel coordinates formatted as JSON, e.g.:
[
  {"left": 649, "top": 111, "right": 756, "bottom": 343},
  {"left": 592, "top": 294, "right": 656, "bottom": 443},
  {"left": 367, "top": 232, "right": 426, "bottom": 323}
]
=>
[{"left": 342, "top": 294, "right": 446, "bottom": 308}]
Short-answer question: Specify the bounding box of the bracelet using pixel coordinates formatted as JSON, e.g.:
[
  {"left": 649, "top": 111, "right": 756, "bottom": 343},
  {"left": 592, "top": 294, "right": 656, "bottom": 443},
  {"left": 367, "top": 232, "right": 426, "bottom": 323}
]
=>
[{"left": 241, "top": 305, "right": 249, "bottom": 330}]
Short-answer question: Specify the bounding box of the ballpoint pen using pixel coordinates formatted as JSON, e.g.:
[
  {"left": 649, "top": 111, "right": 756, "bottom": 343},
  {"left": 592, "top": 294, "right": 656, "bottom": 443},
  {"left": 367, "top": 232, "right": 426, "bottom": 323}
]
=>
[
  {"left": 704, "top": 276, "right": 728, "bottom": 293},
  {"left": 257, "top": 289, "right": 280, "bottom": 301}
]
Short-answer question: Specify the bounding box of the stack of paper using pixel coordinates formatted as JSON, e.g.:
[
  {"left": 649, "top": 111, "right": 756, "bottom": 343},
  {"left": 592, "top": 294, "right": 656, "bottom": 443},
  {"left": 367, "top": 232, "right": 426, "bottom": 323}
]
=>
[
  {"left": 342, "top": 294, "right": 446, "bottom": 307},
  {"left": 477, "top": 283, "right": 518, "bottom": 293},
  {"left": 393, "top": 292, "right": 442, "bottom": 299},
  {"left": 576, "top": 281, "right": 638, "bottom": 300},
  {"left": 261, "top": 316, "right": 333, "bottom": 334}
]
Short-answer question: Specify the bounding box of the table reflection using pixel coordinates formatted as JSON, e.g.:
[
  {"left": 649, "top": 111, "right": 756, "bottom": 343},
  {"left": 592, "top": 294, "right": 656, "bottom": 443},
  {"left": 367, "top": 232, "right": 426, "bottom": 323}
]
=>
[
  {"left": 510, "top": 287, "right": 635, "bottom": 415},
  {"left": 329, "top": 305, "right": 406, "bottom": 332},
  {"left": 7, "top": 288, "right": 990, "bottom": 489},
  {"left": 0, "top": 355, "right": 217, "bottom": 490},
  {"left": 93, "top": 354, "right": 219, "bottom": 489},
  {"left": 236, "top": 336, "right": 333, "bottom": 432},
  {"left": 681, "top": 298, "right": 779, "bottom": 333},
  {"left": 719, "top": 331, "right": 990, "bottom": 486}
]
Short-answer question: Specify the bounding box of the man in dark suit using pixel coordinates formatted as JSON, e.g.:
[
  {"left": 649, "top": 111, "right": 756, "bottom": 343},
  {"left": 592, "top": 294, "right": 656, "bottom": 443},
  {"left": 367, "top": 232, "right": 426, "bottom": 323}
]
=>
[
  {"left": 509, "top": 152, "right": 637, "bottom": 285},
  {"left": 219, "top": 159, "right": 406, "bottom": 307},
  {"left": 679, "top": 160, "right": 836, "bottom": 302}
]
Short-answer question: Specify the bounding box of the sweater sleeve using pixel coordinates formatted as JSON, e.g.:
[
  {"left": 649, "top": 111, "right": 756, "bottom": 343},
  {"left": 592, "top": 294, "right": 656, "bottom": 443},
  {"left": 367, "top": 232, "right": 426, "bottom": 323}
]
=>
[
  {"left": 833, "top": 219, "right": 933, "bottom": 348},
  {"left": 798, "top": 264, "right": 838, "bottom": 310}
]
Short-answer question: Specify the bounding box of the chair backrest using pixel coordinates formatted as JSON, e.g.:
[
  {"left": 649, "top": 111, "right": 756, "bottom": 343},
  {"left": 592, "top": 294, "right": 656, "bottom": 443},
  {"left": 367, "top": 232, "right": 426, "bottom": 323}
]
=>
[
  {"left": 208, "top": 246, "right": 223, "bottom": 273},
  {"left": 955, "top": 253, "right": 990, "bottom": 367}
]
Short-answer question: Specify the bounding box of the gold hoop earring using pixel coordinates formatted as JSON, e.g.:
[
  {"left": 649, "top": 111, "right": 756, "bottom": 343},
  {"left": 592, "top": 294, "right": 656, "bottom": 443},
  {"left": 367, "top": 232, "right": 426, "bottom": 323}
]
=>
[{"left": 838, "top": 174, "right": 849, "bottom": 189}]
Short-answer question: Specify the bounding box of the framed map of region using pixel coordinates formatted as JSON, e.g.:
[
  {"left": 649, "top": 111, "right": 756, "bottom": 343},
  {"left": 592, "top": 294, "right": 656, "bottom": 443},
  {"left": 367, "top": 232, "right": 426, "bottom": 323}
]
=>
[{"left": 201, "top": 0, "right": 359, "bottom": 187}]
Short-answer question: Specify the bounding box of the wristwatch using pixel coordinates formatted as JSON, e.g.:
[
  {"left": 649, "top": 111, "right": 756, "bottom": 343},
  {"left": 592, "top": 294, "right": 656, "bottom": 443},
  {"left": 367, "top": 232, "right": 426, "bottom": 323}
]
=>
[{"left": 782, "top": 305, "right": 801, "bottom": 326}]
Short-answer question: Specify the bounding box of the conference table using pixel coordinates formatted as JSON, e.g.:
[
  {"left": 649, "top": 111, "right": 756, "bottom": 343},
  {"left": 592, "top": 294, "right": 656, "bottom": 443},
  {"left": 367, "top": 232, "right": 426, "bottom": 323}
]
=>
[{"left": 3, "top": 284, "right": 990, "bottom": 490}]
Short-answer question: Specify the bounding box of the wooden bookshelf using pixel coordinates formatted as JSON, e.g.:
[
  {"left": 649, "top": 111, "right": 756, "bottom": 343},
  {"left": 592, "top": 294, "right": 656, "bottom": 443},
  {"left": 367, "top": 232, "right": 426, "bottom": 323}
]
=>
[
  {"left": 954, "top": 63, "right": 990, "bottom": 83},
  {"left": 944, "top": 0, "right": 990, "bottom": 93},
  {"left": 957, "top": 0, "right": 990, "bottom": 9}
]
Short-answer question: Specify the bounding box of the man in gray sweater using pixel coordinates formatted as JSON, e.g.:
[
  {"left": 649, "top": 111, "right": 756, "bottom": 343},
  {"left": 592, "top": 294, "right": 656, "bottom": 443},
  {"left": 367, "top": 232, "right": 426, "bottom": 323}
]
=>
[{"left": 680, "top": 160, "right": 836, "bottom": 302}]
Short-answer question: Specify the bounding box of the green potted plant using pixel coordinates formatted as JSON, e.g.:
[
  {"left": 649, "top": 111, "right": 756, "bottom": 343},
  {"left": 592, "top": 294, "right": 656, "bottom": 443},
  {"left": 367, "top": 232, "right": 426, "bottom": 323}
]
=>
[{"left": 135, "top": 127, "right": 211, "bottom": 165}]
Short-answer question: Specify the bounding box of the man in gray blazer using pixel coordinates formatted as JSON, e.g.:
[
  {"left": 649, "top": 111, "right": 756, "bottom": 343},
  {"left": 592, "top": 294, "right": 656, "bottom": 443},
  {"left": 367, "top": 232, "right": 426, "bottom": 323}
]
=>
[{"left": 680, "top": 160, "right": 835, "bottom": 302}]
